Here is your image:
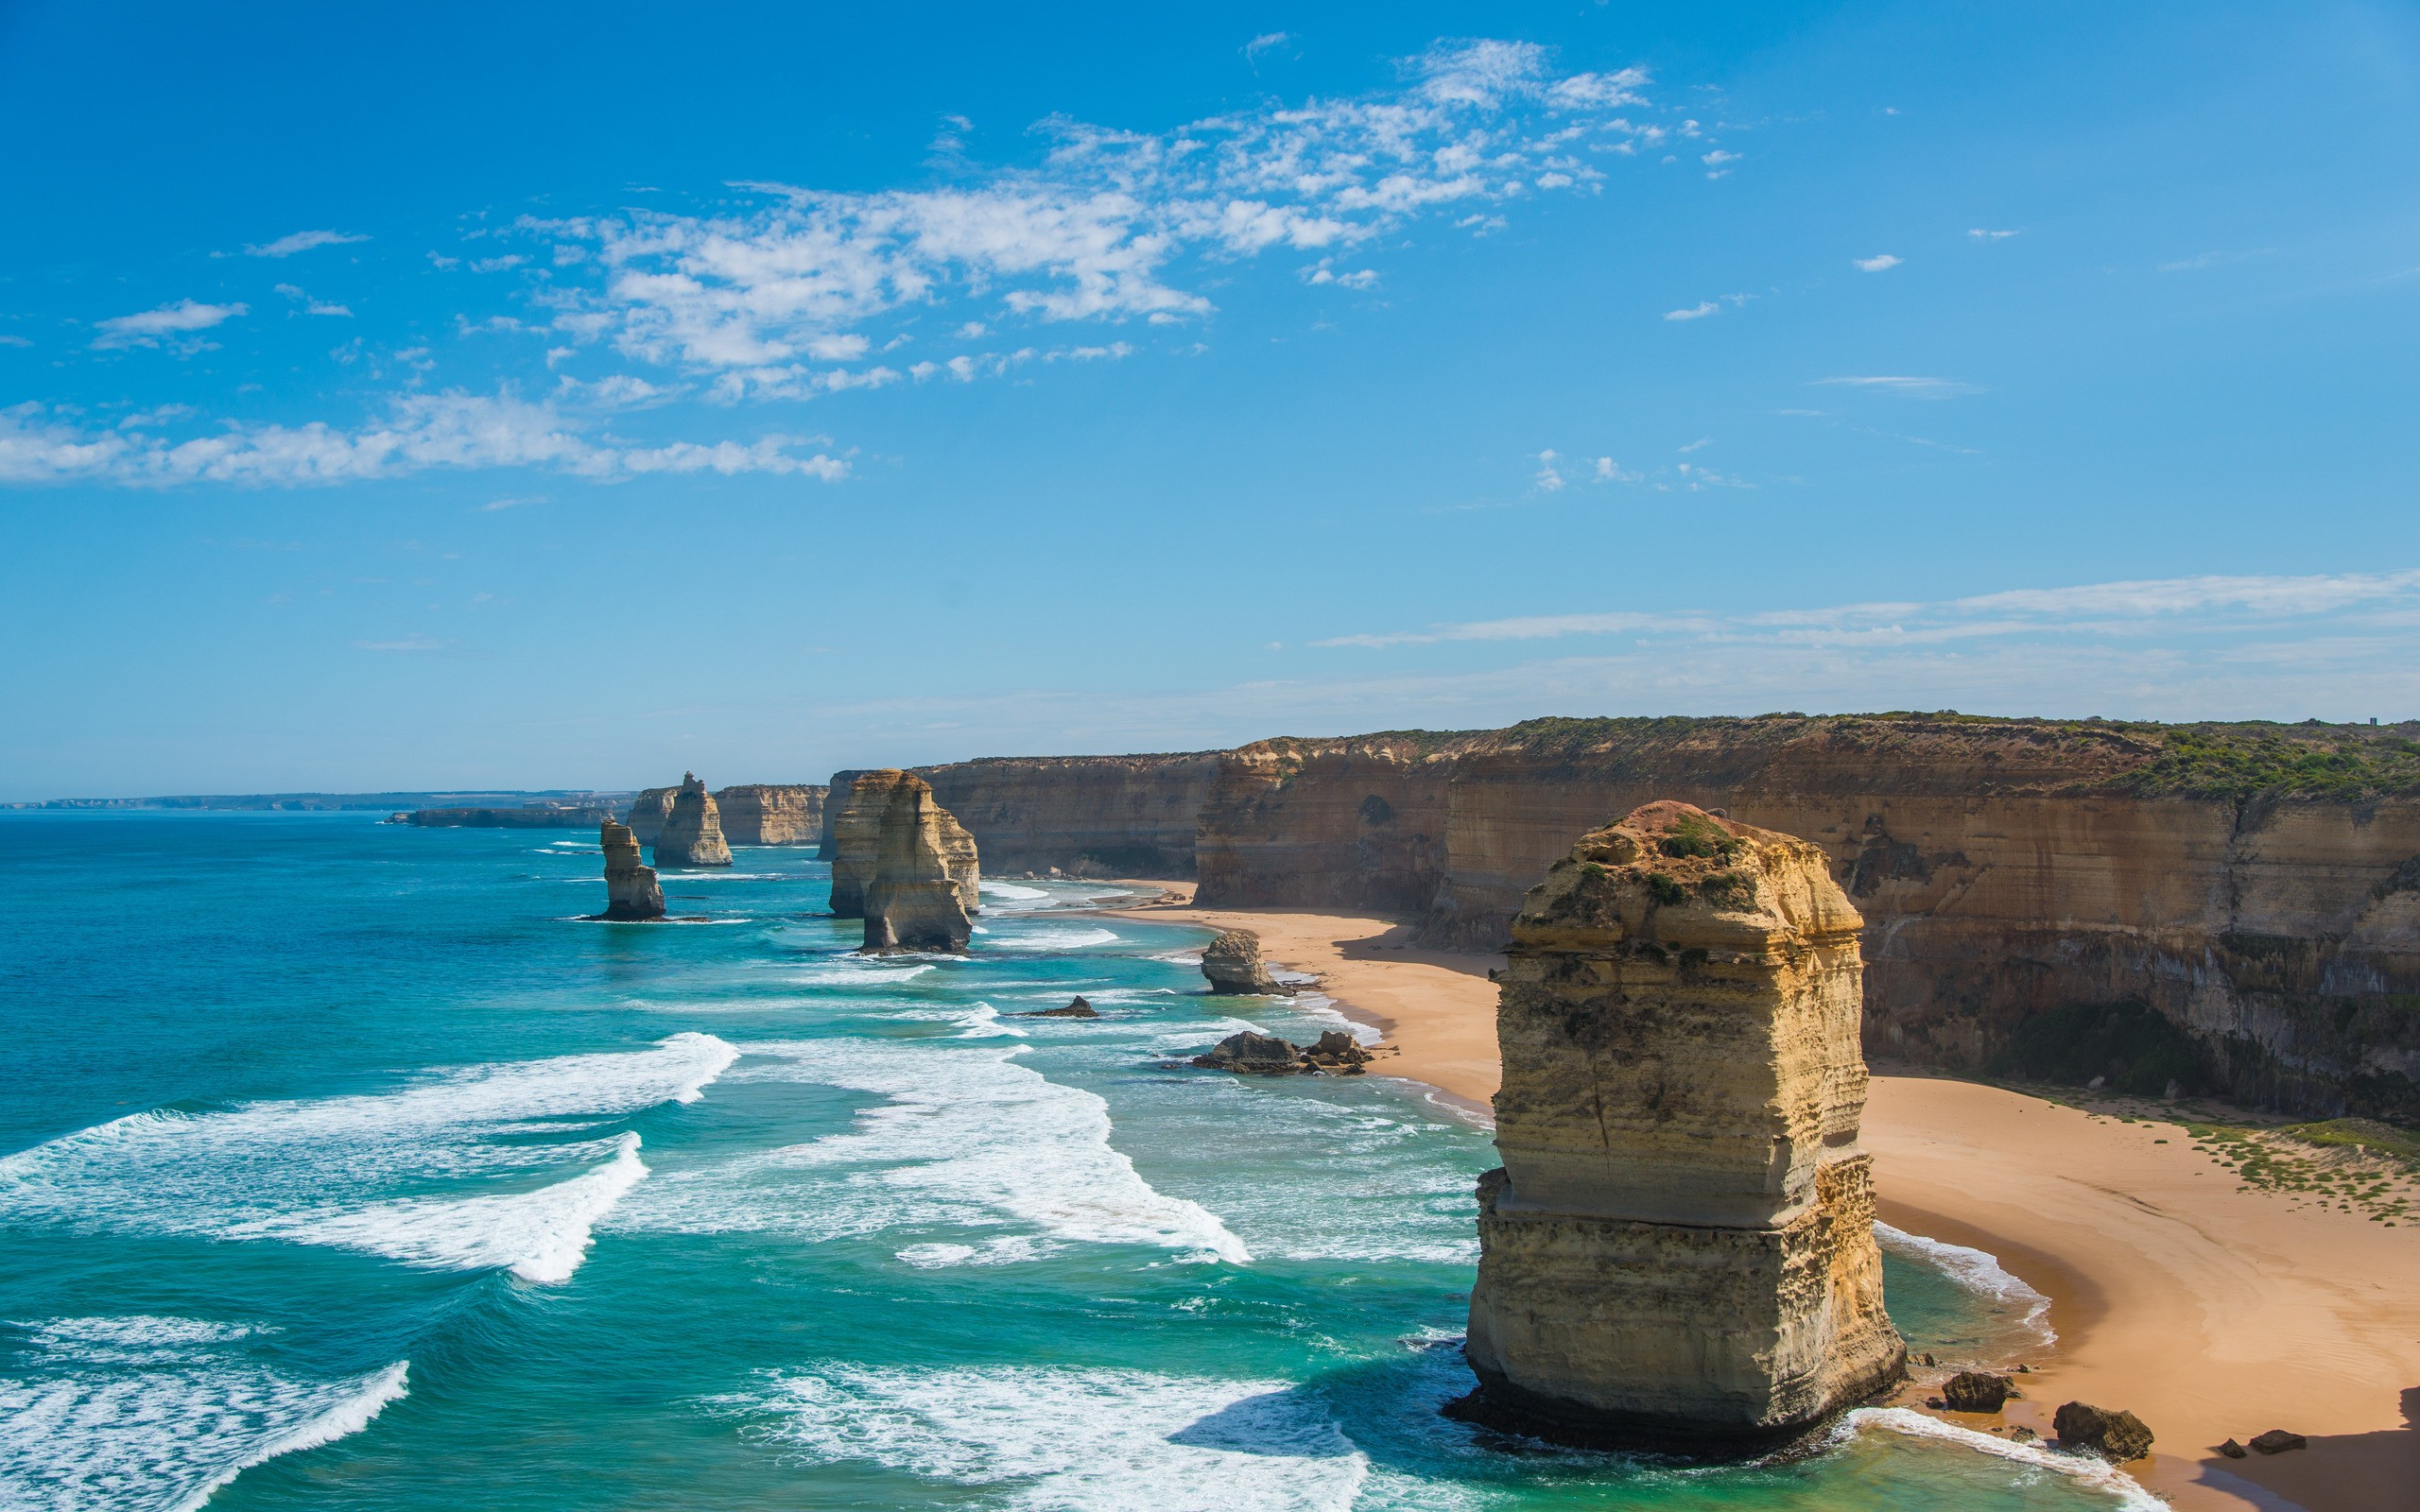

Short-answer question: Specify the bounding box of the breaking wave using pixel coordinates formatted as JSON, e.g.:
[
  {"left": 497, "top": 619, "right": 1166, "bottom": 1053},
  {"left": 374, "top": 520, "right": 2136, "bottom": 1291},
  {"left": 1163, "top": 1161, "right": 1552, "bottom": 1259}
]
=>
[{"left": 1874, "top": 1223, "right": 2055, "bottom": 1345}]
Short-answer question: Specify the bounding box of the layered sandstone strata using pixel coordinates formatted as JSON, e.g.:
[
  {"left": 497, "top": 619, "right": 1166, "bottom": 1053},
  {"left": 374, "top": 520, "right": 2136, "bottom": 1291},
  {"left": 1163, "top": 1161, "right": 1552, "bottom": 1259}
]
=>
[
  {"left": 911, "top": 753, "right": 1220, "bottom": 877},
  {"left": 593, "top": 820, "right": 666, "bottom": 921},
  {"left": 1200, "top": 929, "right": 1292, "bottom": 995},
  {"left": 827, "top": 770, "right": 977, "bottom": 918},
  {"left": 1461, "top": 801, "right": 1904, "bottom": 1451},
  {"left": 625, "top": 787, "right": 677, "bottom": 846},
  {"left": 858, "top": 776, "right": 976, "bottom": 954},
  {"left": 654, "top": 774, "right": 733, "bottom": 868},
  {"left": 715, "top": 783, "right": 826, "bottom": 846}
]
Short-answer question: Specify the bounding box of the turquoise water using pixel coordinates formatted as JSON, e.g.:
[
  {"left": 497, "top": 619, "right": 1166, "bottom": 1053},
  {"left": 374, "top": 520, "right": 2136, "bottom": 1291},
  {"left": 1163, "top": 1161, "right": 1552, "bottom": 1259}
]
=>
[{"left": 0, "top": 814, "right": 2149, "bottom": 1511}]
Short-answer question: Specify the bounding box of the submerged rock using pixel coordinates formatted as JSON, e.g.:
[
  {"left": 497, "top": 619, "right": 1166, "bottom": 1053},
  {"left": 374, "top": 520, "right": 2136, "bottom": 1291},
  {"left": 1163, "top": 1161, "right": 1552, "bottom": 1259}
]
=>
[
  {"left": 1201, "top": 930, "right": 1292, "bottom": 995},
  {"left": 856, "top": 774, "right": 976, "bottom": 954},
  {"left": 1190, "top": 1028, "right": 1370, "bottom": 1075},
  {"left": 2247, "top": 1429, "right": 2306, "bottom": 1454},
  {"left": 827, "top": 769, "right": 978, "bottom": 919},
  {"left": 1027, "top": 997, "right": 1101, "bottom": 1019},
  {"left": 1457, "top": 801, "right": 1905, "bottom": 1452},
  {"left": 2053, "top": 1401, "right": 2155, "bottom": 1461},
  {"left": 1942, "top": 1372, "right": 2015, "bottom": 1413},
  {"left": 654, "top": 774, "right": 734, "bottom": 868},
  {"left": 592, "top": 820, "right": 666, "bottom": 921}
]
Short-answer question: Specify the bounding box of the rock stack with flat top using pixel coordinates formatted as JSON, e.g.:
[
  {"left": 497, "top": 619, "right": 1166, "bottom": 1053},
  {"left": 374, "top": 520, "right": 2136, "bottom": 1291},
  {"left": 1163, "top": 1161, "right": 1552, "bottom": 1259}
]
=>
[
  {"left": 1201, "top": 929, "right": 1293, "bottom": 994},
  {"left": 1456, "top": 800, "right": 1905, "bottom": 1452},
  {"left": 653, "top": 773, "right": 733, "bottom": 868},
  {"left": 827, "top": 769, "right": 978, "bottom": 917},
  {"left": 592, "top": 820, "right": 666, "bottom": 920},
  {"left": 856, "top": 774, "right": 977, "bottom": 954}
]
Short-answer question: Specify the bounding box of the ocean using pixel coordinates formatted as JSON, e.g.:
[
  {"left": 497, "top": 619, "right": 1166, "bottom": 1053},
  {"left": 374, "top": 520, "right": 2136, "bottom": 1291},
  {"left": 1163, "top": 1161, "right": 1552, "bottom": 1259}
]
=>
[{"left": 0, "top": 812, "right": 2153, "bottom": 1511}]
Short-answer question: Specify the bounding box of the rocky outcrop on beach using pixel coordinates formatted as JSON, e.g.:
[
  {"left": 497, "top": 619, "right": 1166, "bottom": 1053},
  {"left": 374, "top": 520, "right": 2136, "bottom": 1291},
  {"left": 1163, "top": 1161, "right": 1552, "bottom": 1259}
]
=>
[
  {"left": 652, "top": 774, "right": 734, "bottom": 868},
  {"left": 1026, "top": 997, "right": 1100, "bottom": 1019},
  {"left": 1201, "top": 930, "right": 1292, "bottom": 995},
  {"left": 2053, "top": 1401, "right": 2155, "bottom": 1461},
  {"left": 1942, "top": 1372, "right": 2015, "bottom": 1413},
  {"left": 1190, "top": 1029, "right": 1371, "bottom": 1075},
  {"left": 1458, "top": 802, "right": 1905, "bottom": 1452},
  {"left": 849, "top": 774, "right": 977, "bottom": 954},
  {"left": 591, "top": 819, "right": 666, "bottom": 920},
  {"left": 826, "top": 771, "right": 977, "bottom": 919},
  {"left": 2247, "top": 1428, "right": 2306, "bottom": 1454},
  {"left": 715, "top": 783, "right": 826, "bottom": 846},
  {"left": 625, "top": 787, "right": 677, "bottom": 846}
]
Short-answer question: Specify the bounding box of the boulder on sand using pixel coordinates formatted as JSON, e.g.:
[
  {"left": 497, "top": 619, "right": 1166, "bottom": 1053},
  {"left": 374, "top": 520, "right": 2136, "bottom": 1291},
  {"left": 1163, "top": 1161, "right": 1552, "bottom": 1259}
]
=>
[
  {"left": 2247, "top": 1429, "right": 2306, "bottom": 1454},
  {"left": 1201, "top": 930, "right": 1292, "bottom": 995},
  {"left": 2053, "top": 1401, "right": 2155, "bottom": 1461},
  {"left": 1942, "top": 1372, "right": 2015, "bottom": 1413}
]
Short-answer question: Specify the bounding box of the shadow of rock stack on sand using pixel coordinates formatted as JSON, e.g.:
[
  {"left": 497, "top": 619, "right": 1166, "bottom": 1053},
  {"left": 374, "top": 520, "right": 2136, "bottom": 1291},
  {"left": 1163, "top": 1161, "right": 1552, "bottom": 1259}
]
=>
[
  {"left": 653, "top": 773, "right": 733, "bottom": 868},
  {"left": 825, "top": 769, "right": 978, "bottom": 921},
  {"left": 1453, "top": 800, "right": 1906, "bottom": 1454},
  {"left": 586, "top": 819, "right": 666, "bottom": 921},
  {"left": 828, "top": 770, "right": 979, "bottom": 954}
]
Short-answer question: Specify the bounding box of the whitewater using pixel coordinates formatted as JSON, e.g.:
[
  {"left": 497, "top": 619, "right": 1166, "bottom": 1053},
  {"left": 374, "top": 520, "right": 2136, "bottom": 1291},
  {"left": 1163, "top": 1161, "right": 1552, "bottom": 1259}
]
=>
[{"left": 0, "top": 812, "right": 2146, "bottom": 1511}]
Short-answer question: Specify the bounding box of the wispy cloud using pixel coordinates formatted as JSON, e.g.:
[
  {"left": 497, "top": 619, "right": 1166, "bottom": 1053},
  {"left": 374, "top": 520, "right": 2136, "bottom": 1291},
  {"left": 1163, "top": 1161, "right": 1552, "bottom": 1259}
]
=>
[
  {"left": 1853, "top": 253, "right": 1902, "bottom": 272},
  {"left": 1314, "top": 569, "right": 2420, "bottom": 648},
  {"left": 0, "top": 394, "right": 845, "bottom": 488},
  {"left": 2159, "top": 248, "right": 2274, "bottom": 273},
  {"left": 274, "top": 284, "right": 353, "bottom": 318},
  {"left": 514, "top": 42, "right": 1657, "bottom": 385},
  {"left": 91, "top": 300, "right": 248, "bottom": 352},
  {"left": 244, "top": 230, "right": 370, "bottom": 259},
  {"left": 1243, "top": 31, "right": 1290, "bottom": 65},
  {"left": 1664, "top": 301, "right": 1720, "bottom": 321},
  {"left": 1967, "top": 228, "right": 2018, "bottom": 240},
  {"left": 1816, "top": 374, "right": 1979, "bottom": 398}
]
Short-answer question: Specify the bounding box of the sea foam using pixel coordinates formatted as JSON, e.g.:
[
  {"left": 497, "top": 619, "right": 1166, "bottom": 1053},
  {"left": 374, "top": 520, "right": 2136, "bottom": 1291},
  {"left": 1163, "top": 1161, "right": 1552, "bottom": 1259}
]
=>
[
  {"left": 736, "top": 1364, "right": 1365, "bottom": 1512},
  {"left": 0, "top": 1315, "right": 407, "bottom": 1512},
  {"left": 1841, "top": 1408, "right": 2163, "bottom": 1512},
  {"left": 1874, "top": 1223, "right": 2056, "bottom": 1345}
]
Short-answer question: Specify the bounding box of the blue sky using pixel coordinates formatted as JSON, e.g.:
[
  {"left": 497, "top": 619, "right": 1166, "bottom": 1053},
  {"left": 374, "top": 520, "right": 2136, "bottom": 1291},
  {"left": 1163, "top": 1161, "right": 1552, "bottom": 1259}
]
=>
[{"left": 4, "top": 1, "right": 2417, "bottom": 797}]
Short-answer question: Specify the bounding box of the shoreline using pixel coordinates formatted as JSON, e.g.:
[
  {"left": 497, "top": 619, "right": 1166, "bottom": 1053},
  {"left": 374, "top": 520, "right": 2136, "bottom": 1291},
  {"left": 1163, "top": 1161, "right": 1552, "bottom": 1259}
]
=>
[{"left": 1099, "top": 886, "right": 2420, "bottom": 1512}]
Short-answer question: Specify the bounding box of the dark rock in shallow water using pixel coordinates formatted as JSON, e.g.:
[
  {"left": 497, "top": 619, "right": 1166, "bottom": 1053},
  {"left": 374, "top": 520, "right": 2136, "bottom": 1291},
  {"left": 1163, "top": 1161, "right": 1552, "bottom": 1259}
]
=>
[
  {"left": 1192, "top": 1030, "right": 1306, "bottom": 1074},
  {"left": 2053, "top": 1401, "right": 2154, "bottom": 1460},
  {"left": 1304, "top": 1029, "right": 1371, "bottom": 1073},
  {"left": 1942, "top": 1372, "right": 2015, "bottom": 1413},
  {"left": 1201, "top": 930, "right": 1292, "bottom": 995},
  {"left": 1027, "top": 997, "right": 1100, "bottom": 1019},
  {"left": 2247, "top": 1429, "right": 2306, "bottom": 1454}
]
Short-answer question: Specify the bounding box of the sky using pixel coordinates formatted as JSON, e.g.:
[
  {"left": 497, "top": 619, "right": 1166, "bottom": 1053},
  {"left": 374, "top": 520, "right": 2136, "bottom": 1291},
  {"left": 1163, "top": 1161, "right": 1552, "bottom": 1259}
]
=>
[{"left": 3, "top": 1, "right": 2417, "bottom": 798}]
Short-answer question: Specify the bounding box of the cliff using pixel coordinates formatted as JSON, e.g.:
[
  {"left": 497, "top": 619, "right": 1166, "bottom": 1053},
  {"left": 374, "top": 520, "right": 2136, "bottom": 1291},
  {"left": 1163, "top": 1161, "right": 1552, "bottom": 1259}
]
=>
[
  {"left": 625, "top": 787, "right": 677, "bottom": 846},
  {"left": 858, "top": 775, "right": 977, "bottom": 953},
  {"left": 592, "top": 819, "right": 666, "bottom": 921},
  {"left": 654, "top": 773, "right": 734, "bottom": 868},
  {"left": 715, "top": 783, "right": 826, "bottom": 846},
  {"left": 406, "top": 805, "right": 613, "bottom": 829},
  {"left": 827, "top": 770, "right": 978, "bottom": 918},
  {"left": 822, "top": 754, "right": 1220, "bottom": 878},
  {"left": 1188, "top": 716, "right": 2420, "bottom": 1123},
  {"left": 1461, "top": 802, "right": 1902, "bottom": 1450}
]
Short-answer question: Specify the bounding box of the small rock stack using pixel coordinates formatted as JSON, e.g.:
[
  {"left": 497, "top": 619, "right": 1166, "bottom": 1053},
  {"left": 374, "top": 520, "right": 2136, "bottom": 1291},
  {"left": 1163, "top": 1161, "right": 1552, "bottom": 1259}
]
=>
[
  {"left": 1201, "top": 930, "right": 1293, "bottom": 995},
  {"left": 594, "top": 820, "right": 666, "bottom": 921},
  {"left": 654, "top": 773, "right": 734, "bottom": 868}
]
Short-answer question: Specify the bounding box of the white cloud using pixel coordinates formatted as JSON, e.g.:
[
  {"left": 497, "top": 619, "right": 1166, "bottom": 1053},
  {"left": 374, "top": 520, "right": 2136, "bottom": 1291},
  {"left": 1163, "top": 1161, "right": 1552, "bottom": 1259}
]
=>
[
  {"left": 1967, "top": 228, "right": 2018, "bottom": 240},
  {"left": 1664, "top": 301, "right": 1720, "bottom": 320},
  {"left": 1816, "top": 375, "right": 1979, "bottom": 398},
  {"left": 0, "top": 394, "right": 846, "bottom": 488},
  {"left": 1853, "top": 253, "right": 1903, "bottom": 272},
  {"left": 0, "top": 335, "right": 32, "bottom": 348},
  {"left": 1314, "top": 569, "right": 2420, "bottom": 649},
  {"left": 274, "top": 284, "right": 353, "bottom": 318},
  {"left": 91, "top": 300, "right": 249, "bottom": 352},
  {"left": 1676, "top": 436, "right": 1711, "bottom": 453},
  {"left": 520, "top": 41, "right": 1661, "bottom": 382},
  {"left": 1533, "top": 448, "right": 1567, "bottom": 491},
  {"left": 1243, "top": 31, "right": 1289, "bottom": 63},
  {"left": 244, "top": 230, "right": 370, "bottom": 258},
  {"left": 1592, "top": 456, "right": 1637, "bottom": 483}
]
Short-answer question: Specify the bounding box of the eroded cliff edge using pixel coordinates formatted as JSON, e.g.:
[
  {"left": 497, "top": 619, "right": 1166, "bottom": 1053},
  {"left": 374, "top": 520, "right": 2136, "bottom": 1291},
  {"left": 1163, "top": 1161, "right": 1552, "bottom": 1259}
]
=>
[{"left": 1461, "top": 801, "right": 1902, "bottom": 1450}]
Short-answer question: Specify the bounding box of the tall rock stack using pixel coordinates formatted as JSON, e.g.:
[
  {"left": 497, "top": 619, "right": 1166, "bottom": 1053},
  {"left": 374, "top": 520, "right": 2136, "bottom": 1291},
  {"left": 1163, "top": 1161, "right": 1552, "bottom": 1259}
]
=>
[
  {"left": 1459, "top": 800, "right": 1903, "bottom": 1452},
  {"left": 827, "top": 769, "right": 978, "bottom": 918},
  {"left": 859, "top": 777, "right": 977, "bottom": 954},
  {"left": 593, "top": 820, "right": 667, "bottom": 920},
  {"left": 653, "top": 773, "right": 734, "bottom": 868}
]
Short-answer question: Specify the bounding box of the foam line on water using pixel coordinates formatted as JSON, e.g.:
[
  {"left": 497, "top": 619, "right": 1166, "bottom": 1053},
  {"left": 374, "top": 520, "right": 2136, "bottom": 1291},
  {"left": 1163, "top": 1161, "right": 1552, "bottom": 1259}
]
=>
[
  {"left": 1874, "top": 1223, "right": 2055, "bottom": 1344},
  {"left": 1839, "top": 1408, "right": 2165, "bottom": 1511},
  {"left": 0, "top": 1314, "right": 408, "bottom": 1512},
  {"left": 623, "top": 1039, "right": 1250, "bottom": 1263},
  {"left": 735, "top": 1364, "right": 1365, "bottom": 1512},
  {"left": 979, "top": 881, "right": 1051, "bottom": 902},
  {"left": 993, "top": 925, "right": 1120, "bottom": 951}
]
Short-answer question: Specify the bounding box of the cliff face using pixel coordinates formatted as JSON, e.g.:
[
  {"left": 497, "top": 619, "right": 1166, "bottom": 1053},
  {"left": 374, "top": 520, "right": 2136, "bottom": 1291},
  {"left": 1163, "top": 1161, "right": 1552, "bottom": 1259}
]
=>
[
  {"left": 827, "top": 770, "right": 977, "bottom": 917},
  {"left": 407, "top": 806, "right": 612, "bottom": 829},
  {"left": 1463, "top": 803, "right": 1901, "bottom": 1449},
  {"left": 595, "top": 820, "right": 666, "bottom": 920},
  {"left": 857, "top": 775, "right": 977, "bottom": 953},
  {"left": 1190, "top": 717, "right": 2420, "bottom": 1122},
  {"left": 715, "top": 783, "right": 826, "bottom": 846},
  {"left": 625, "top": 787, "right": 677, "bottom": 846},
  {"left": 905, "top": 753, "right": 1220, "bottom": 878},
  {"left": 654, "top": 773, "right": 734, "bottom": 868}
]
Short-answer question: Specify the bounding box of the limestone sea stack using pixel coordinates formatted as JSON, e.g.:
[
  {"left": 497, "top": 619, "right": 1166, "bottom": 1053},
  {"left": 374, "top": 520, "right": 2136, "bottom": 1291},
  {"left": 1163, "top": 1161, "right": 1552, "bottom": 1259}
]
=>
[
  {"left": 654, "top": 773, "right": 734, "bottom": 868},
  {"left": 1201, "top": 929, "right": 1293, "bottom": 995},
  {"left": 827, "top": 770, "right": 978, "bottom": 918},
  {"left": 1458, "top": 800, "right": 1904, "bottom": 1452},
  {"left": 594, "top": 820, "right": 666, "bottom": 920},
  {"left": 859, "top": 776, "right": 977, "bottom": 954}
]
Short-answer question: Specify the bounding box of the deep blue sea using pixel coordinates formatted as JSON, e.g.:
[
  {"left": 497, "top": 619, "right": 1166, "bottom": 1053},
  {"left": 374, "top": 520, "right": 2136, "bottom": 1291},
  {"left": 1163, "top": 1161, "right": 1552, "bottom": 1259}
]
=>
[{"left": 0, "top": 813, "right": 2156, "bottom": 1511}]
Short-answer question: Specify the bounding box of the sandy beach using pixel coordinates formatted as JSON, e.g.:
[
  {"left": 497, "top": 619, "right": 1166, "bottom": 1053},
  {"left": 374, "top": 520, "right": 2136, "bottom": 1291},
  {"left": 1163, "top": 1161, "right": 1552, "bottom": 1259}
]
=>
[{"left": 1105, "top": 887, "right": 2420, "bottom": 1512}]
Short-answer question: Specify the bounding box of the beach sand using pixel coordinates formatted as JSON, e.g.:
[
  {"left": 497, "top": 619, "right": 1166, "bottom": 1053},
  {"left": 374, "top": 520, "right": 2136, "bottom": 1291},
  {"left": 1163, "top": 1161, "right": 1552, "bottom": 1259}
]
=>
[{"left": 1103, "top": 887, "right": 2420, "bottom": 1512}]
